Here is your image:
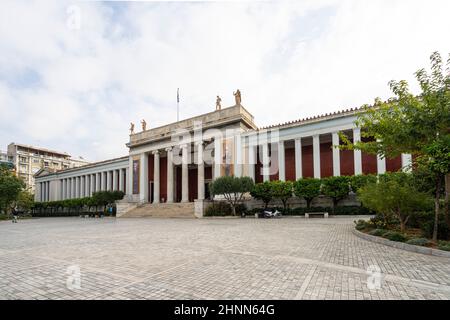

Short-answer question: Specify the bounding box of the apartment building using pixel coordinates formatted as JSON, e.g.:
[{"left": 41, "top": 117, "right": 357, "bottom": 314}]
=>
[{"left": 7, "top": 143, "right": 89, "bottom": 193}]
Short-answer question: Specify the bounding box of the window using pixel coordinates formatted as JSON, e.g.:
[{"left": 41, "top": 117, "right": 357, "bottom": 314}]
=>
[
  {"left": 19, "top": 156, "right": 28, "bottom": 163},
  {"left": 44, "top": 161, "right": 49, "bottom": 167}
]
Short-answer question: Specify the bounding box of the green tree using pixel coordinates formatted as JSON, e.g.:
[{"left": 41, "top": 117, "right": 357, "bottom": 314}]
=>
[
  {"left": 340, "top": 52, "right": 450, "bottom": 242},
  {"left": 14, "top": 190, "right": 34, "bottom": 213},
  {"left": 250, "top": 181, "right": 273, "bottom": 209},
  {"left": 209, "top": 176, "right": 254, "bottom": 216},
  {"left": 0, "top": 165, "right": 26, "bottom": 214},
  {"left": 359, "top": 172, "right": 430, "bottom": 232},
  {"left": 270, "top": 180, "right": 293, "bottom": 212},
  {"left": 350, "top": 174, "right": 377, "bottom": 194},
  {"left": 321, "top": 176, "right": 350, "bottom": 214},
  {"left": 91, "top": 191, "right": 125, "bottom": 214},
  {"left": 293, "top": 178, "right": 321, "bottom": 209}
]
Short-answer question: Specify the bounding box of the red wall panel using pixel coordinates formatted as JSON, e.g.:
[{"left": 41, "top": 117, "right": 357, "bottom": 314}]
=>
[
  {"left": 340, "top": 149, "right": 354, "bottom": 176},
  {"left": 362, "top": 152, "right": 377, "bottom": 174},
  {"left": 302, "top": 145, "right": 314, "bottom": 178},
  {"left": 285, "top": 147, "right": 296, "bottom": 181},
  {"left": 386, "top": 155, "right": 402, "bottom": 172},
  {"left": 320, "top": 142, "right": 333, "bottom": 178}
]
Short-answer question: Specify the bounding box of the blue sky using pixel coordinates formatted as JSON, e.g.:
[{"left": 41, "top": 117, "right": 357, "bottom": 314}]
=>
[{"left": 1, "top": 0, "right": 450, "bottom": 161}]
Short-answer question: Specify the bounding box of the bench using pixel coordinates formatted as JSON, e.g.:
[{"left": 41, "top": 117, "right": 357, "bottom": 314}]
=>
[{"left": 305, "top": 212, "right": 328, "bottom": 218}]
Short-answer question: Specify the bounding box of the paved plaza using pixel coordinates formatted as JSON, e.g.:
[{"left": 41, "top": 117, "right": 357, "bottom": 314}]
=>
[{"left": 0, "top": 216, "right": 449, "bottom": 300}]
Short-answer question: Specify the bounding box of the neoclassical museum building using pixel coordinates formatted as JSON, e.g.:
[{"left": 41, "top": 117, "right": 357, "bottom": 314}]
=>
[{"left": 35, "top": 98, "right": 412, "bottom": 217}]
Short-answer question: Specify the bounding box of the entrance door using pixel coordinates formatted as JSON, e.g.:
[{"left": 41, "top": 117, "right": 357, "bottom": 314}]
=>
[{"left": 149, "top": 181, "right": 154, "bottom": 203}]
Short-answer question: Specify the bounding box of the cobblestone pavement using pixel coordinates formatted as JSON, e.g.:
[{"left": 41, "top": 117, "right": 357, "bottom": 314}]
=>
[{"left": 0, "top": 216, "right": 449, "bottom": 300}]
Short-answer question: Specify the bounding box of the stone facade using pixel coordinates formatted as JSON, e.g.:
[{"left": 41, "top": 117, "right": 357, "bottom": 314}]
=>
[{"left": 35, "top": 104, "right": 412, "bottom": 214}]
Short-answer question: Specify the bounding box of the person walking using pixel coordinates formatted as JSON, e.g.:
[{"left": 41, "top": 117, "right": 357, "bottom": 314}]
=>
[{"left": 11, "top": 206, "right": 18, "bottom": 223}]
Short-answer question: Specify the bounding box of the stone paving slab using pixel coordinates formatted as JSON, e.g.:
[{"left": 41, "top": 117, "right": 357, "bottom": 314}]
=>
[{"left": 0, "top": 217, "right": 449, "bottom": 300}]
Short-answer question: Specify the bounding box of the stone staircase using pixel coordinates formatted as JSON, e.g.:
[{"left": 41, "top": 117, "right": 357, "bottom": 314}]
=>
[{"left": 119, "top": 202, "right": 196, "bottom": 218}]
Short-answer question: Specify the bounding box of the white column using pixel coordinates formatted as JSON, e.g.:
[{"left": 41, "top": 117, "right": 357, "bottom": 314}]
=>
[
  {"left": 109, "top": 171, "right": 114, "bottom": 191},
  {"left": 313, "top": 135, "right": 321, "bottom": 179},
  {"left": 90, "top": 175, "right": 93, "bottom": 194},
  {"left": 61, "top": 179, "right": 66, "bottom": 200},
  {"left": 119, "top": 169, "right": 124, "bottom": 192},
  {"left": 401, "top": 153, "right": 412, "bottom": 172},
  {"left": 262, "top": 143, "right": 270, "bottom": 182},
  {"left": 278, "top": 141, "right": 285, "bottom": 181},
  {"left": 125, "top": 168, "right": 129, "bottom": 195},
  {"left": 234, "top": 135, "right": 242, "bottom": 177},
  {"left": 248, "top": 144, "right": 256, "bottom": 181},
  {"left": 353, "top": 128, "right": 362, "bottom": 175},
  {"left": 113, "top": 170, "right": 118, "bottom": 191},
  {"left": 181, "top": 144, "right": 189, "bottom": 202},
  {"left": 332, "top": 132, "right": 341, "bottom": 177},
  {"left": 197, "top": 142, "right": 205, "bottom": 200},
  {"left": 139, "top": 153, "right": 149, "bottom": 202},
  {"left": 295, "top": 138, "right": 302, "bottom": 180},
  {"left": 102, "top": 172, "right": 107, "bottom": 191},
  {"left": 214, "top": 138, "right": 222, "bottom": 179},
  {"left": 153, "top": 150, "right": 160, "bottom": 204},
  {"left": 96, "top": 173, "right": 101, "bottom": 192},
  {"left": 67, "top": 179, "right": 70, "bottom": 199},
  {"left": 127, "top": 156, "right": 133, "bottom": 196},
  {"left": 75, "top": 177, "right": 80, "bottom": 198},
  {"left": 377, "top": 139, "right": 386, "bottom": 175},
  {"left": 166, "top": 147, "right": 174, "bottom": 203},
  {"left": 82, "top": 176, "right": 86, "bottom": 197},
  {"left": 71, "top": 178, "right": 76, "bottom": 199}
]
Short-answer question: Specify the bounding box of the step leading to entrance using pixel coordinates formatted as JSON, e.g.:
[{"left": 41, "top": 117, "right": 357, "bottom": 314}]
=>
[{"left": 119, "top": 202, "right": 196, "bottom": 218}]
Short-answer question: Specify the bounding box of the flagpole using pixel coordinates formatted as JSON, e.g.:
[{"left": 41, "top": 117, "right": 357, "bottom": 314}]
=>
[{"left": 177, "top": 88, "right": 179, "bottom": 122}]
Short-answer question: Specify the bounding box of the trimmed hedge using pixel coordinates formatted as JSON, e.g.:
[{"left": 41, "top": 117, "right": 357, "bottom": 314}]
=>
[
  {"left": 31, "top": 191, "right": 124, "bottom": 217},
  {"left": 204, "top": 202, "right": 246, "bottom": 217},
  {"left": 285, "top": 206, "right": 374, "bottom": 216},
  {"left": 382, "top": 231, "right": 407, "bottom": 242}
]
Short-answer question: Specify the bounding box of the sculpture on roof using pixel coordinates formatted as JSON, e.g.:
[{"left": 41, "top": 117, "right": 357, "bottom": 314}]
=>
[
  {"left": 216, "top": 95, "right": 222, "bottom": 110},
  {"left": 129, "top": 122, "right": 135, "bottom": 135},
  {"left": 141, "top": 119, "right": 147, "bottom": 131},
  {"left": 233, "top": 89, "right": 241, "bottom": 106}
]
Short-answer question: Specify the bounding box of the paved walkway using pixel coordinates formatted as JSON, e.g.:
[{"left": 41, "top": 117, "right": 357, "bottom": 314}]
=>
[{"left": 0, "top": 216, "right": 449, "bottom": 300}]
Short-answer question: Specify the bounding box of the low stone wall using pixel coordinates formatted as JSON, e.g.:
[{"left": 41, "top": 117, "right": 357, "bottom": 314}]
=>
[{"left": 352, "top": 228, "right": 450, "bottom": 258}]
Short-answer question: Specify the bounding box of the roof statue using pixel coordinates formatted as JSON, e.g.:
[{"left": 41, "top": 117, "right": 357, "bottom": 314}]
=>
[
  {"left": 216, "top": 95, "right": 222, "bottom": 110},
  {"left": 233, "top": 89, "right": 241, "bottom": 106}
]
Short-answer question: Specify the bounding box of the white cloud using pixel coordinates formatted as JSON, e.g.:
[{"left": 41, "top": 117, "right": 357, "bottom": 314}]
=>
[{"left": 0, "top": 0, "right": 449, "bottom": 160}]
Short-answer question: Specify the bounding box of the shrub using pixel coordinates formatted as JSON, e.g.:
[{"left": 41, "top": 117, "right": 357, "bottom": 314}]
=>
[
  {"left": 421, "top": 220, "right": 450, "bottom": 240},
  {"left": 358, "top": 172, "right": 431, "bottom": 232},
  {"left": 437, "top": 241, "right": 450, "bottom": 251},
  {"left": 286, "top": 206, "right": 373, "bottom": 216},
  {"left": 405, "top": 238, "right": 430, "bottom": 246},
  {"left": 350, "top": 174, "right": 377, "bottom": 194},
  {"left": 382, "top": 231, "right": 407, "bottom": 242},
  {"left": 354, "top": 219, "right": 368, "bottom": 231},
  {"left": 368, "top": 229, "right": 387, "bottom": 236},
  {"left": 204, "top": 202, "right": 246, "bottom": 217}
]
